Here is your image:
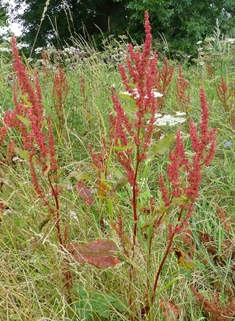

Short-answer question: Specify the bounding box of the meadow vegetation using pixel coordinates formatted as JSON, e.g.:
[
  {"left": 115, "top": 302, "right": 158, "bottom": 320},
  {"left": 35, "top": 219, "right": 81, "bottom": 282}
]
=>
[{"left": 0, "top": 11, "right": 235, "bottom": 321}]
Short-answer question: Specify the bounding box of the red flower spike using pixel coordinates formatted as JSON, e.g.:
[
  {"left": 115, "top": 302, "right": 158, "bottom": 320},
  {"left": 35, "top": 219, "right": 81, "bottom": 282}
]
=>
[
  {"left": 109, "top": 11, "right": 163, "bottom": 185},
  {"left": 0, "top": 126, "right": 7, "bottom": 147}
]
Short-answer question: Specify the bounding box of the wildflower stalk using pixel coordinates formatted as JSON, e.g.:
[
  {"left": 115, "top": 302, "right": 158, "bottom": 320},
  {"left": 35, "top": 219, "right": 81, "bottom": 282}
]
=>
[
  {"left": 2, "top": 36, "right": 74, "bottom": 302},
  {"left": 151, "top": 208, "right": 183, "bottom": 306},
  {"left": 88, "top": 12, "right": 216, "bottom": 319},
  {"left": 47, "top": 172, "right": 63, "bottom": 245}
]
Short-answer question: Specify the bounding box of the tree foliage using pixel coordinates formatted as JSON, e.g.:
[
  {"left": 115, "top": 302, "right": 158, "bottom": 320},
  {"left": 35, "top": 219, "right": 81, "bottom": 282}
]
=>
[
  {"left": 14, "top": 0, "right": 235, "bottom": 54},
  {"left": 14, "top": 0, "right": 130, "bottom": 49},
  {"left": 0, "top": 3, "right": 9, "bottom": 42},
  {"left": 120, "top": 0, "right": 235, "bottom": 53}
]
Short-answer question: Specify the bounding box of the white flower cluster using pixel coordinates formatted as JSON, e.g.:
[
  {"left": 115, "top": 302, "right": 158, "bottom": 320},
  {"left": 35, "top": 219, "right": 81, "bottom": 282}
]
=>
[
  {"left": 0, "top": 47, "right": 11, "bottom": 52},
  {"left": 17, "top": 43, "right": 29, "bottom": 49},
  {"left": 225, "top": 38, "right": 235, "bottom": 43},
  {"left": 35, "top": 47, "right": 43, "bottom": 54},
  {"left": 120, "top": 88, "right": 163, "bottom": 99},
  {"left": 151, "top": 112, "right": 186, "bottom": 126}
]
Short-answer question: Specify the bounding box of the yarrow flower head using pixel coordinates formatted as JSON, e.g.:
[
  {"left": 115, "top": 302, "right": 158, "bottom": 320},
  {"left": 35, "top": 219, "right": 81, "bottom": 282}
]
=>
[{"left": 148, "top": 113, "right": 186, "bottom": 127}]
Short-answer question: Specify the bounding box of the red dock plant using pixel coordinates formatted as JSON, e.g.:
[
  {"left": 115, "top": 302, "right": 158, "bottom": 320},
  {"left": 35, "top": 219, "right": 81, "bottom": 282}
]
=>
[
  {"left": 52, "top": 64, "right": 69, "bottom": 132},
  {"left": 2, "top": 35, "right": 74, "bottom": 300},
  {"left": 90, "top": 11, "right": 217, "bottom": 320},
  {"left": 4, "top": 36, "right": 61, "bottom": 234}
]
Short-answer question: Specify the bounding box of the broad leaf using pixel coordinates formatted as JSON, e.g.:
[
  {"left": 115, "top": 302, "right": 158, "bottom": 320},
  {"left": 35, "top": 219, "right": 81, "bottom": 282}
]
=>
[
  {"left": 76, "top": 181, "right": 94, "bottom": 206},
  {"left": 16, "top": 114, "right": 31, "bottom": 126},
  {"left": 172, "top": 195, "right": 191, "bottom": 205},
  {"left": 15, "top": 147, "right": 37, "bottom": 164},
  {"left": 67, "top": 239, "right": 119, "bottom": 268},
  {"left": 147, "top": 133, "right": 175, "bottom": 158}
]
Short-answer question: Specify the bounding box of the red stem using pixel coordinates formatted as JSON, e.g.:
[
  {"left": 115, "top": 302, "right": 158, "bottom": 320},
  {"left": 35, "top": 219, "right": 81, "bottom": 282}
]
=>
[
  {"left": 47, "top": 173, "right": 63, "bottom": 246},
  {"left": 151, "top": 208, "right": 183, "bottom": 306},
  {"left": 129, "top": 141, "right": 140, "bottom": 320}
]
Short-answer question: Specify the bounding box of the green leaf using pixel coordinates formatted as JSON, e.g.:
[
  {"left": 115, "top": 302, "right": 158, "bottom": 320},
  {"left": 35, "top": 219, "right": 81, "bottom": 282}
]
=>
[
  {"left": 19, "top": 93, "right": 32, "bottom": 108},
  {"left": 172, "top": 196, "right": 191, "bottom": 205},
  {"left": 111, "top": 143, "right": 134, "bottom": 151},
  {"left": 119, "top": 92, "right": 135, "bottom": 101},
  {"left": 15, "top": 147, "right": 37, "bottom": 164},
  {"left": 92, "top": 294, "right": 110, "bottom": 318},
  {"left": 147, "top": 133, "right": 175, "bottom": 158},
  {"left": 16, "top": 114, "right": 31, "bottom": 126},
  {"left": 69, "top": 171, "right": 89, "bottom": 181}
]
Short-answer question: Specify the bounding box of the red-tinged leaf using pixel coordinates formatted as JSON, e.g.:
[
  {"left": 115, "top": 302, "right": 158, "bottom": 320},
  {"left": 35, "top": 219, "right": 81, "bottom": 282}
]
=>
[
  {"left": 67, "top": 239, "right": 119, "bottom": 268},
  {"left": 76, "top": 180, "right": 94, "bottom": 206},
  {"left": 159, "top": 298, "right": 179, "bottom": 320},
  {"left": 173, "top": 247, "right": 197, "bottom": 270}
]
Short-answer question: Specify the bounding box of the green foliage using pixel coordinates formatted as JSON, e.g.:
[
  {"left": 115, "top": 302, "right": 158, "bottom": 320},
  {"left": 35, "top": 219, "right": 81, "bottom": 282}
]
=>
[
  {"left": 72, "top": 285, "right": 126, "bottom": 320},
  {"left": 0, "top": 3, "right": 9, "bottom": 43},
  {"left": 120, "top": 0, "right": 235, "bottom": 54},
  {"left": 13, "top": 0, "right": 235, "bottom": 56},
  {"left": 14, "top": 0, "right": 130, "bottom": 49}
]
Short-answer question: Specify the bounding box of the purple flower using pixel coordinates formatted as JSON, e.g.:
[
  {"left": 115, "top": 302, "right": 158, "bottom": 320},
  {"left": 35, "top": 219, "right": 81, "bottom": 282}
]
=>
[{"left": 224, "top": 141, "right": 232, "bottom": 147}]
